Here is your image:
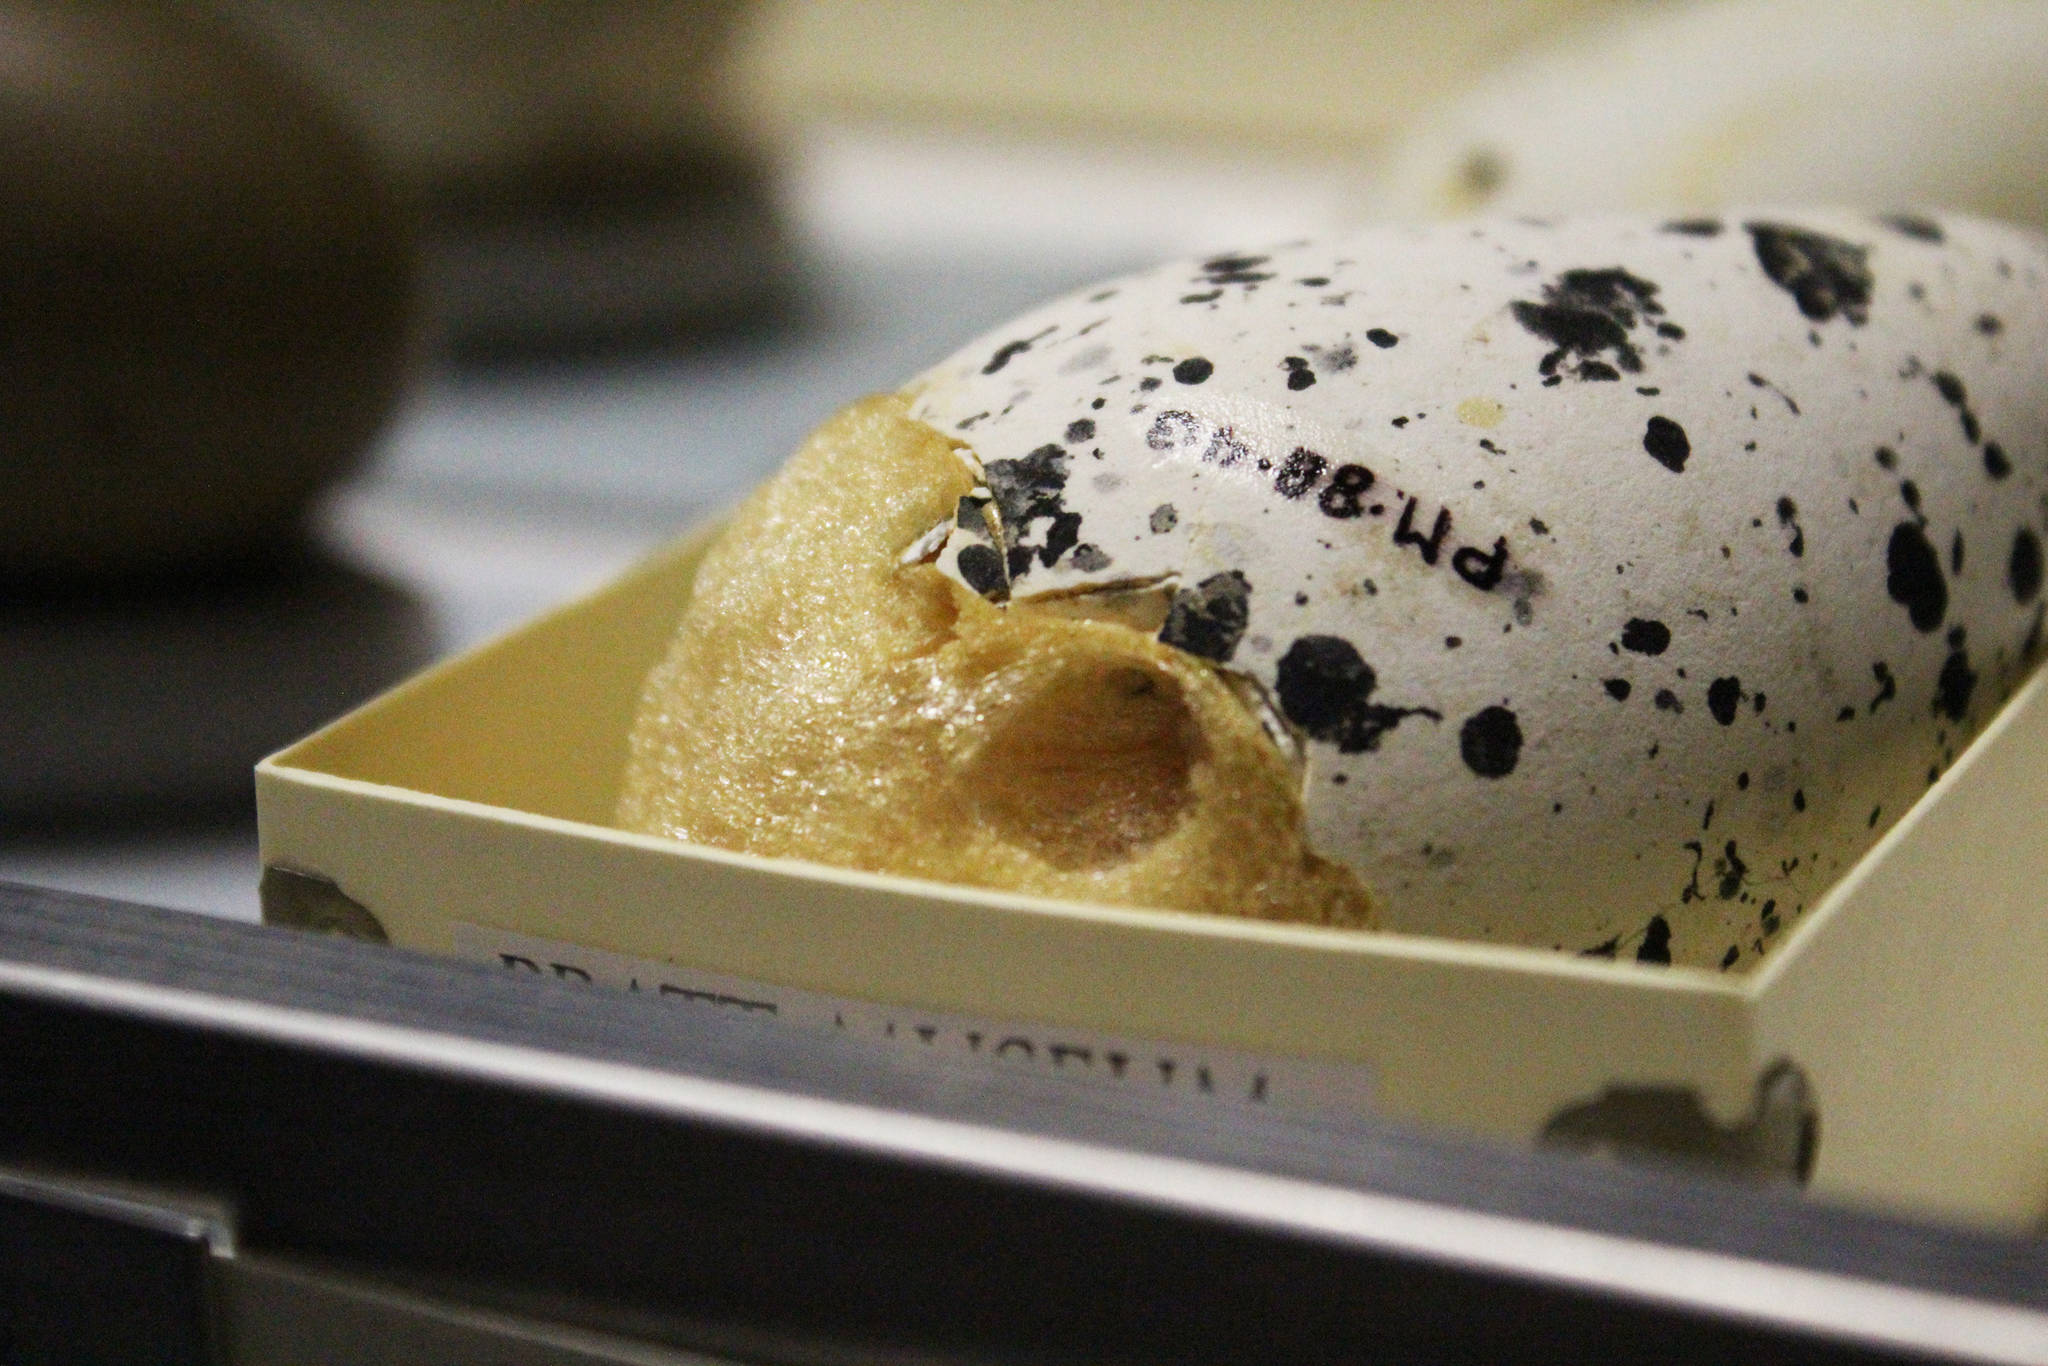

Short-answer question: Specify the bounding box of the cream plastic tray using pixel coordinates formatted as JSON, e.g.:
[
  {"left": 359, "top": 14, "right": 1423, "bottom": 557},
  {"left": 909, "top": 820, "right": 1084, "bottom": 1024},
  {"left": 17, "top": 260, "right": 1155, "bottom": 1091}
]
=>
[{"left": 255, "top": 532, "right": 2048, "bottom": 1232}]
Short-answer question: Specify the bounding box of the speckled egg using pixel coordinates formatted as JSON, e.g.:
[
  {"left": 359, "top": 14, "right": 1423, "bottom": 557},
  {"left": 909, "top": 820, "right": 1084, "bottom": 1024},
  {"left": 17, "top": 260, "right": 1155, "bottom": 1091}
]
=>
[{"left": 906, "top": 211, "right": 2048, "bottom": 970}]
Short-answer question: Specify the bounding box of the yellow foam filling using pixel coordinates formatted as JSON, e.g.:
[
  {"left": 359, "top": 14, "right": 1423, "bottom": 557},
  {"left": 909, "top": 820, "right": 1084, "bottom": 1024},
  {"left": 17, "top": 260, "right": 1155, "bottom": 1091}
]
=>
[{"left": 617, "top": 394, "right": 1376, "bottom": 928}]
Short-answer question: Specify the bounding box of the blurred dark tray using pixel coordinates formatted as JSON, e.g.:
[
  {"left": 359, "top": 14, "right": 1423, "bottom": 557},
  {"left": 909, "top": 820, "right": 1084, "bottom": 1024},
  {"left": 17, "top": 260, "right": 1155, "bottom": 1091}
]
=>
[{"left": 1, "top": 880, "right": 2044, "bottom": 1365}]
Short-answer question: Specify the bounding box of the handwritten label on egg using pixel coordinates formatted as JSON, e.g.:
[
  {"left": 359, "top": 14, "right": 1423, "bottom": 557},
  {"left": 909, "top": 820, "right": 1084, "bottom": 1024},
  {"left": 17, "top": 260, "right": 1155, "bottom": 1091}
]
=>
[
  {"left": 1146, "top": 409, "right": 1511, "bottom": 591},
  {"left": 452, "top": 923, "right": 1378, "bottom": 1119}
]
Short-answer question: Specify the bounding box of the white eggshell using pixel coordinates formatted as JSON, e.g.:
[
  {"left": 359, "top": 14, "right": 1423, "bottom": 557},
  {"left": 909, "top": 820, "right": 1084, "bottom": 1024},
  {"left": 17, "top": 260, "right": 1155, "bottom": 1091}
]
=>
[
  {"left": 907, "top": 212, "right": 2048, "bottom": 970},
  {"left": 1358, "top": 0, "right": 2048, "bottom": 230}
]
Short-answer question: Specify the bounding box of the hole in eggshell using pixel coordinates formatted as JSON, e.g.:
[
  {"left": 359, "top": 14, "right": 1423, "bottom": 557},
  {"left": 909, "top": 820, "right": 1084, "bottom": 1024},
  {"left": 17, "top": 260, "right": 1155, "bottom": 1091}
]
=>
[{"left": 963, "top": 654, "right": 1202, "bottom": 872}]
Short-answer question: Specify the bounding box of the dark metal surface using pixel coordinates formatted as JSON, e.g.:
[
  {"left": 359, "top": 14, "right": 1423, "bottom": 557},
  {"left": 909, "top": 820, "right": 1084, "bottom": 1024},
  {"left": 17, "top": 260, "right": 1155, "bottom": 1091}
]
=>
[
  {"left": 0, "top": 1172, "right": 221, "bottom": 1365},
  {"left": 0, "top": 879, "right": 2042, "bottom": 1364}
]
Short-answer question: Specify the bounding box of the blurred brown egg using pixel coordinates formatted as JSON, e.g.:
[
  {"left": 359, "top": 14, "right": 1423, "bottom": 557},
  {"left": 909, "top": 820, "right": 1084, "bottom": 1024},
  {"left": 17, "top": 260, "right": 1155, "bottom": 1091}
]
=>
[{"left": 0, "top": 2, "right": 415, "bottom": 581}]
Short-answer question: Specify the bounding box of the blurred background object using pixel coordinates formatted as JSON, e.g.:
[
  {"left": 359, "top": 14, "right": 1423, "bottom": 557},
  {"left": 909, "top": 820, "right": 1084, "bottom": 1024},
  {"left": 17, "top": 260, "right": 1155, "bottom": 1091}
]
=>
[
  {"left": 222, "top": 0, "right": 785, "bottom": 354},
  {"left": 4, "top": 0, "right": 2045, "bottom": 919},
  {"left": 0, "top": 1, "right": 430, "bottom": 838},
  {"left": 0, "top": 560, "right": 430, "bottom": 815},
  {"left": 731, "top": 0, "right": 1632, "bottom": 263},
  {"left": 1357, "top": 0, "right": 2048, "bottom": 226},
  {"left": 0, "top": 1, "right": 414, "bottom": 581},
  {"left": 728, "top": 0, "right": 1620, "bottom": 151}
]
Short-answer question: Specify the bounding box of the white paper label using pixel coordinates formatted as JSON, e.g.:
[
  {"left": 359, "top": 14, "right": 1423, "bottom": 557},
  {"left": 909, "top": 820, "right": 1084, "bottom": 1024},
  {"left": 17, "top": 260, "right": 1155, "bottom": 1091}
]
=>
[{"left": 451, "top": 924, "right": 1376, "bottom": 1119}]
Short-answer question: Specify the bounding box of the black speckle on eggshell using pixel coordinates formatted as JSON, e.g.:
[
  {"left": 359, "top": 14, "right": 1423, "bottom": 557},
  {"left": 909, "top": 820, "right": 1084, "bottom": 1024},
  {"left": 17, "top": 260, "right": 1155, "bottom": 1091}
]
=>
[
  {"left": 1934, "top": 648, "right": 1977, "bottom": 722},
  {"left": 1039, "top": 511, "right": 1081, "bottom": 568},
  {"left": 2012, "top": 529, "right": 2044, "bottom": 603},
  {"left": 1879, "top": 213, "right": 1945, "bottom": 243},
  {"left": 1776, "top": 498, "right": 1805, "bottom": 557},
  {"left": 1636, "top": 915, "right": 1673, "bottom": 964},
  {"left": 1621, "top": 618, "right": 1672, "bottom": 655},
  {"left": 1071, "top": 544, "right": 1112, "bottom": 572},
  {"left": 1747, "top": 222, "right": 1872, "bottom": 325},
  {"left": 1308, "top": 341, "right": 1359, "bottom": 372},
  {"left": 1707, "top": 677, "right": 1743, "bottom": 726},
  {"left": 1158, "top": 571, "right": 1252, "bottom": 663},
  {"left": 1886, "top": 523, "right": 1948, "bottom": 632},
  {"left": 1511, "top": 267, "right": 1670, "bottom": 381},
  {"left": 956, "top": 543, "right": 1007, "bottom": 599},
  {"left": 982, "top": 443, "right": 1084, "bottom": 580},
  {"left": 1643, "top": 416, "right": 1691, "bottom": 473},
  {"left": 1198, "top": 253, "right": 1274, "bottom": 286},
  {"left": 1931, "top": 371, "right": 1983, "bottom": 444},
  {"left": 982, "top": 333, "right": 1045, "bottom": 375},
  {"left": 1459, "top": 705, "right": 1523, "bottom": 778},
  {"left": 1275, "top": 636, "right": 1440, "bottom": 755}
]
